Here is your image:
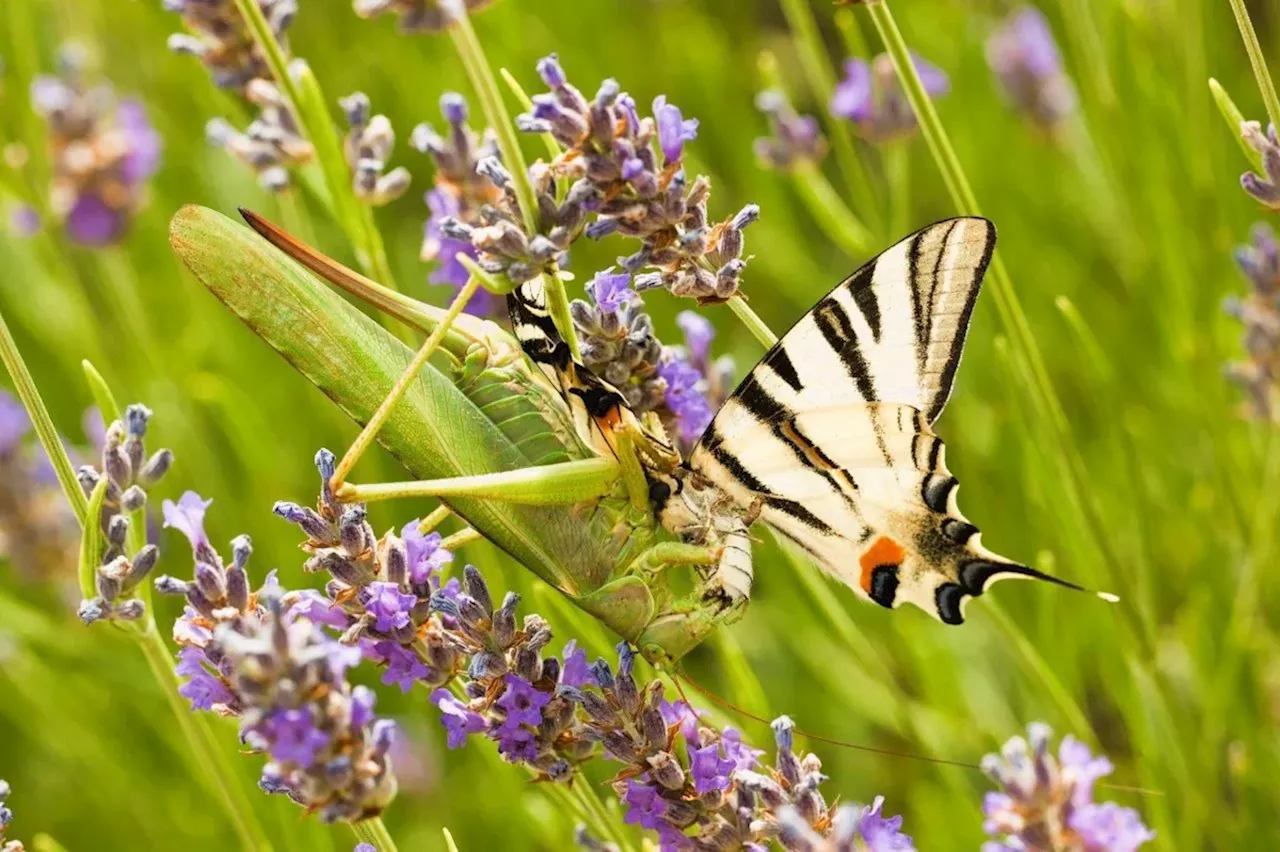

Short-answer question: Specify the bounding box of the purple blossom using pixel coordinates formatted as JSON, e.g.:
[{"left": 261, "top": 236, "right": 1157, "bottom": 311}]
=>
[
  {"left": 621, "top": 779, "right": 667, "bottom": 830},
  {"left": 986, "top": 7, "right": 1076, "bottom": 127},
  {"left": 354, "top": 845, "right": 376, "bottom": 852},
  {"left": 431, "top": 689, "right": 487, "bottom": 748},
  {"left": 719, "top": 727, "right": 763, "bottom": 772},
  {"left": 8, "top": 204, "right": 39, "bottom": 238},
  {"left": 494, "top": 725, "right": 539, "bottom": 762},
  {"left": 373, "top": 641, "right": 430, "bottom": 692},
  {"left": 117, "top": 99, "right": 162, "bottom": 184},
  {"left": 588, "top": 269, "right": 634, "bottom": 314},
  {"left": 856, "top": 796, "right": 914, "bottom": 851},
  {"left": 162, "top": 491, "right": 213, "bottom": 551},
  {"left": 559, "top": 640, "right": 590, "bottom": 688},
  {"left": 401, "top": 520, "right": 454, "bottom": 585},
  {"left": 660, "top": 699, "right": 701, "bottom": 746},
  {"left": 289, "top": 590, "right": 352, "bottom": 629},
  {"left": 1069, "top": 802, "right": 1157, "bottom": 851},
  {"left": 659, "top": 356, "right": 714, "bottom": 445},
  {"left": 0, "top": 391, "right": 30, "bottom": 455},
  {"left": 652, "top": 95, "right": 698, "bottom": 163},
  {"left": 424, "top": 188, "right": 479, "bottom": 287},
  {"left": 364, "top": 581, "right": 417, "bottom": 633},
  {"left": 689, "top": 741, "right": 734, "bottom": 793},
  {"left": 261, "top": 708, "right": 329, "bottom": 766},
  {"left": 676, "top": 311, "right": 714, "bottom": 366},
  {"left": 1059, "top": 735, "right": 1114, "bottom": 806},
  {"left": 175, "top": 646, "right": 234, "bottom": 710},
  {"left": 496, "top": 674, "right": 551, "bottom": 730},
  {"left": 66, "top": 195, "right": 125, "bottom": 246},
  {"left": 830, "top": 53, "right": 949, "bottom": 143},
  {"left": 351, "top": 685, "right": 377, "bottom": 728}
]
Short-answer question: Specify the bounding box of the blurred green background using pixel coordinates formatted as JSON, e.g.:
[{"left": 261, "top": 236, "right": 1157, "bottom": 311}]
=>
[{"left": 1, "top": 0, "right": 1277, "bottom": 849}]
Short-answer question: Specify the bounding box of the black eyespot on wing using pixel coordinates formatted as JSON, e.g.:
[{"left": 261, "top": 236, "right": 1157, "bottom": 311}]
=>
[
  {"left": 959, "top": 560, "right": 1002, "bottom": 596},
  {"left": 935, "top": 583, "right": 966, "bottom": 624},
  {"left": 570, "top": 385, "right": 625, "bottom": 418},
  {"left": 648, "top": 479, "right": 671, "bottom": 506},
  {"left": 921, "top": 474, "right": 956, "bottom": 513},
  {"left": 868, "top": 565, "right": 899, "bottom": 609},
  {"left": 941, "top": 518, "right": 978, "bottom": 544}
]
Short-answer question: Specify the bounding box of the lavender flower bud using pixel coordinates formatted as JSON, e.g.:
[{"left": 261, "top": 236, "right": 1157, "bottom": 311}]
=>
[{"left": 137, "top": 449, "right": 173, "bottom": 486}]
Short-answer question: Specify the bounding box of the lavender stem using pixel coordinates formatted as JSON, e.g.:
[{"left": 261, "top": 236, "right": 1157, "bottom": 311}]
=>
[
  {"left": 1227, "top": 0, "right": 1280, "bottom": 134},
  {"left": 349, "top": 817, "right": 399, "bottom": 852},
  {"left": 0, "top": 306, "right": 86, "bottom": 525}
]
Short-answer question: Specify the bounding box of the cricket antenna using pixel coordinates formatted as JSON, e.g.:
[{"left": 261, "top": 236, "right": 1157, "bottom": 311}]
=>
[{"left": 669, "top": 665, "right": 1159, "bottom": 795}]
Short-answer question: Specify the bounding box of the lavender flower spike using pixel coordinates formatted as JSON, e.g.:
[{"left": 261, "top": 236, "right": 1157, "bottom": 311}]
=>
[
  {"left": 830, "top": 52, "right": 949, "bottom": 144},
  {"left": 1241, "top": 121, "right": 1280, "bottom": 209},
  {"left": 982, "top": 723, "right": 1154, "bottom": 851},
  {"left": 755, "top": 90, "right": 827, "bottom": 171},
  {"left": 341, "top": 92, "right": 412, "bottom": 206},
  {"left": 986, "top": 6, "right": 1076, "bottom": 129},
  {"left": 1224, "top": 222, "right": 1280, "bottom": 420},
  {"left": 352, "top": 0, "right": 497, "bottom": 33}
]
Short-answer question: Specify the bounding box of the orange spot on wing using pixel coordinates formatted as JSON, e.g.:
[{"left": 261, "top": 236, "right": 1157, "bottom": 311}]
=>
[{"left": 859, "top": 536, "right": 906, "bottom": 593}]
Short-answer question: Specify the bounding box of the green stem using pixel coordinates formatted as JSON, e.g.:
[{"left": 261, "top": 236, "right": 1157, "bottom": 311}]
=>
[
  {"left": 776, "top": 0, "right": 883, "bottom": 236},
  {"left": 1210, "top": 78, "right": 1264, "bottom": 170},
  {"left": 349, "top": 817, "right": 399, "bottom": 852},
  {"left": 136, "top": 626, "right": 272, "bottom": 851},
  {"left": 1227, "top": 0, "right": 1280, "bottom": 131},
  {"left": 726, "top": 296, "right": 779, "bottom": 348},
  {"left": 0, "top": 306, "right": 86, "bottom": 525},
  {"left": 448, "top": 10, "right": 578, "bottom": 361},
  {"left": 883, "top": 143, "right": 909, "bottom": 239},
  {"left": 791, "top": 162, "right": 874, "bottom": 256}
]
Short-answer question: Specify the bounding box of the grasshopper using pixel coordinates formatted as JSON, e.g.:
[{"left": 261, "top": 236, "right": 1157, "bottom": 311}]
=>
[{"left": 169, "top": 204, "right": 744, "bottom": 664}]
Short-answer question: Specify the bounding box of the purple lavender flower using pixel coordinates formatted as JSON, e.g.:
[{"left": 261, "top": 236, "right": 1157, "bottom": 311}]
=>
[
  {"left": 30, "top": 53, "right": 160, "bottom": 246},
  {"left": 719, "top": 727, "right": 763, "bottom": 772},
  {"left": 1224, "top": 222, "right": 1280, "bottom": 418},
  {"left": 262, "top": 708, "right": 331, "bottom": 766},
  {"left": 402, "top": 520, "right": 454, "bottom": 584},
  {"left": 1069, "top": 802, "right": 1157, "bottom": 851},
  {"left": 175, "top": 645, "right": 236, "bottom": 710},
  {"left": 676, "top": 311, "right": 714, "bottom": 366},
  {"left": 363, "top": 581, "right": 417, "bottom": 633},
  {"left": 856, "top": 796, "right": 914, "bottom": 851},
  {"left": 354, "top": 845, "right": 376, "bottom": 852},
  {"left": 559, "top": 640, "right": 590, "bottom": 688},
  {"left": 982, "top": 723, "right": 1154, "bottom": 851},
  {"left": 1241, "top": 121, "right": 1280, "bottom": 209},
  {"left": 289, "top": 590, "right": 353, "bottom": 629},
  {"left": 652, "top": 95, "right": 699, "bottom": 164},
  {"left": 659, "top": 355, "right": 714, "bottom": 446},
  {"left": 689, "top": 741, "right": 735, "bottom": 794},
  {"left": 621, "top": 779, "right": 667, "bottom": 830},
  {"left": 588, "top": 269, "right": 634, "bottom": 314},
  {"left": 372, "top": 641, "right": 431, "bottom": 692},
  {"left": 986, "top": 7, "right": 1076, "bottom": 128},
  {"left": 7, "top": 204, "right": 40, "bottom": 238},
  {"left": 431, "top": 689, "right": 487, "bottom": 748},
  {"left": 754, "top": 90, "right": 827, "bottom": 171},
  {"left": 162, "top": 491, "right": 213, "bottom": 551},
  {"left": 340, "top": 92, "right": 412, "bottom": 207},
  {"left": 830, "top": 52, "right": 949, "bottom": 143},
  {"left": 496, "top": 674, "right": 551, "bottom": 730}
]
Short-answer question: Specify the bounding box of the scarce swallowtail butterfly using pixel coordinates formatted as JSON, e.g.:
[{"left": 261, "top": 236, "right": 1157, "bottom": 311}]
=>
[{"left": 644, "top": 217, "right": 1105, "bottom": 624}]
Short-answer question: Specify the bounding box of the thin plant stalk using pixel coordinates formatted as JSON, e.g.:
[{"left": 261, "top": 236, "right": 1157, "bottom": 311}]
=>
[
  {"left": 776, "top": 0, "right": 883, "bottom": 237},
  {"left": 0, "top": 306, "right": 86, "bottom": 525},
  {"left": 349, "top": 818, "right": 398, "bottom": 852},
  {"left": 1227, "top": 0, "right": 1280, "bottom": 131},
  {"left": 726, "top": 296, "right": 779, "bottom": 348},
  {"left": 883, "top": 143, "right": 909, "bottom": 241},
  {"left": 447, "top": 7, "right": 581, "bottom": 361},
  {"left": 137, "top": 625, "right": 272, "bottom": 852}
]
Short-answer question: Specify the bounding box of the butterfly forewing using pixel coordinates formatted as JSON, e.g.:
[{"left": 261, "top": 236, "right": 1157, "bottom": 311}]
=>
[{"left": 687, "top": 218, "right": 1043, "bottom": 623}]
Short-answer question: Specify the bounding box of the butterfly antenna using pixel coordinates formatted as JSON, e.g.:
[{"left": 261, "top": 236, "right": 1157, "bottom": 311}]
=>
[{"left": 672, "top": 666, "right": 1158, "bottom": 795}]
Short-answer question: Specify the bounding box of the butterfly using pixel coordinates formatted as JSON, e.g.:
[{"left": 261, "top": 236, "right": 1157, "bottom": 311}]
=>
[{"left": 511, "top": 217, "right": 1106, "bottom": 624}]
